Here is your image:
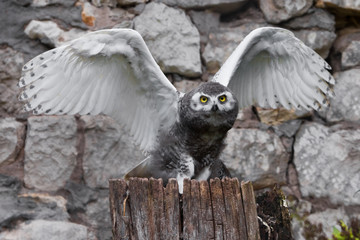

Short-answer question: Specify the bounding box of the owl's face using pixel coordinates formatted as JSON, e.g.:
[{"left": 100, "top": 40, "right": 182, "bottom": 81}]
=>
[{"left": 179, "top": 82, "right": 239, "bottom": 131}]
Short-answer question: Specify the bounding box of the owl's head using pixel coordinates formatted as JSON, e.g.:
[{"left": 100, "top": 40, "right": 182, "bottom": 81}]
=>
[{"left": 179, "top": 82, "right": 239, "bottom": 132}]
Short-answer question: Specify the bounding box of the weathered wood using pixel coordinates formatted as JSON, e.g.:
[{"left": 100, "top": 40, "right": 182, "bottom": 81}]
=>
[
  {"left": 222, "top": 178, "right": 247, "bottom": 240},
  {"left": 199, "top": 180, "right": 215, "bottom": 240},
  {"left": 182, "top": 179, "right": 200, "bottom": 240},
  {"left": 163, "top": 179, "right": 180, "bottom": 239},
  {"left": 210, "top": 178, "right": 227, "bottom": 239},
  {"left": 241, "top": 181, "right": 261, "bottom": 240},
  {"left": 109, "top": 178, "right": 261, "bottom": 240},
  {"left": 230, "top": 178, "right": 248, "bottom": 239},
  {"left": 109, "top": 179, "right": 131, "bottom": 240}
]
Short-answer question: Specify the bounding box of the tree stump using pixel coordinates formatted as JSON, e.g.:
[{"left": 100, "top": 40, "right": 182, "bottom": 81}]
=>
[{"left": 109, "top": 177, "right": 260, "bottom": 240}]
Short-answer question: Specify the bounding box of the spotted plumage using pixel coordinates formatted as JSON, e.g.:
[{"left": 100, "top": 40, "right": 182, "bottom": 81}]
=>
[{"left": 18, "top": 27, "right": 335, "bottom": 193}]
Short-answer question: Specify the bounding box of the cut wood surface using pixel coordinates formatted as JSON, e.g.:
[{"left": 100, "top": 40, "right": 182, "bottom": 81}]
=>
[{"left": 109, "top": 178, "right": 260, "bottom": 240}]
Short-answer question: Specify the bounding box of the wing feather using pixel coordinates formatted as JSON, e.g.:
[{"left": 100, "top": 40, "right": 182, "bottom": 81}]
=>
[
  {"left": 212, "top": 27, "right": 335, "bottom": 111},
  {"left": 19, "top": 29, "right": 179, "bottom": 151}
]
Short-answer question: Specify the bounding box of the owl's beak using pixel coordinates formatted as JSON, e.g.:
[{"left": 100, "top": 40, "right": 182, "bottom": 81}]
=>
[{"left": 211, "top": 104, "right": 219, "bottom": 112}]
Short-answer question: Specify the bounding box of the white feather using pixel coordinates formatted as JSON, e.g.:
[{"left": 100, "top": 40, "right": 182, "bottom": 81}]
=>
[
  {"left": 19, "top": 28, "right": 179, "bottom": 152},
  {"left": 212, "top": 27, "right": 335, "bottom": 111}
]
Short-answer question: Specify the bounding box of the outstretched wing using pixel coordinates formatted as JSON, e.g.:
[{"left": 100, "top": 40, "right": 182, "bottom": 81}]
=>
[
  {"left": 18, "top": 28, "right": 179, "bottom": 151},
  {"left": 212, "top": 27, "right": 335, "bottom": 110}
]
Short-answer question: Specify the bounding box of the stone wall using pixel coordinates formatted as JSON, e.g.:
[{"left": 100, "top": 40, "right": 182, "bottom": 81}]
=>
[{"left": 0, "top": 0, "right": 360, "bottom": 239}]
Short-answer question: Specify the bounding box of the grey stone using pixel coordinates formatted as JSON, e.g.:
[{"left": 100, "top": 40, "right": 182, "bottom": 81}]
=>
[
  {"left": 91, "top": 0, "right": 118, "bottom": 7},
  {"left": 283, "top": 8, "right": 335, "bottom": 31},
  {"left": 86, "top": 191, "right": 112, "bottom": 240},
  {"left": 326, "top": 69, "right": 360, "bottom": 123},
  {"left": 0, "top": 1, "right": 87, "bottom": 60},
  {"left": 0, "top": 119, "right": 25, "bottom": 167},
  {"left": 293, "top": 207, "right": 360, "bottom": 240},
  {"left": 341, "top": 40, "right": 360, "bottom": 69},
  {"left": 154, "top": 0, "right": 247, "bottom": 13},
  {"left": 81, "top": 2, "right": 135, "bottom": 30},
  {"left": 16, "top": 193, "right": 69, "bottom": 221},
  {"left": 0, "top": 47, "right": 24, "bottom": 81},
  {"left": 293, "top": 29, "right": 336, "bottom": 58},
  {"left": 0, "top": 47, "right": 26, "bottom": 115},
  {"left": 0, "top": 174, "right": 21, "bottom": 196},
  {"left": 31, "top": 0, "right": 77, "bottom": 7},
  {"left": 203, "top": 23, "right": 268, "bottom": 74},
  {"left": 294, "top": 122, "right": 360, "bottom": 206},
  {"left": 272, "top": 120, "right": 302, "bottom": 138},
  {"left": 221, "top": 128, "right": 289, "bottom": 189},
  {"left": 24, "top": 20, "right": 88, "bottom": 48},
  {"left": 173, "top": 80, "right": 202, "bottom": 93},
  {"left": 24, "top": 116, "right": 77, "bottom": 191},
  {"left": 82, "top": 115, "right": 144, "bottom": 188},
  {"left": 317, "top": 0, "right": 360, "bottom": 11},
  {"left": 0, "top": 219, "right": 95, "bottom": 240},
  {"left": 330, "top": 28, "right": 360, "bottom": 72},
  {"left": 134, "top": 2, "right": 202, "bottom": 77},
  {"left": 259, "top": 0, "right": 313, "bottom": 24},
  {"left": 0, "top": 175, "right": 69, "bottom": 229},
  {"left": 117, "top": 0, "right": 147, "bottom": 6},
  {"left": 64, "top": 181, "right": 97, "bottom": 213},
  {"left": 188, "top": 10, "right": 220, "bottom": 44}
]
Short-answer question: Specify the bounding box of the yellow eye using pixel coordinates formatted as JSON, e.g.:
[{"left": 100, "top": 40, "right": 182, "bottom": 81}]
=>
[
  {"left": 200, "top": 96, "right": 208, "bottom": 103},
  {"left": 218, "top": 95, "right": 227, "bottom": 102}
]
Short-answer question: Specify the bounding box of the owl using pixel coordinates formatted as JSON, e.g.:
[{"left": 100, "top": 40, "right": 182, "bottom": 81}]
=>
[{"left": 18, "top": 27, "right": 335, "bottom": 193}]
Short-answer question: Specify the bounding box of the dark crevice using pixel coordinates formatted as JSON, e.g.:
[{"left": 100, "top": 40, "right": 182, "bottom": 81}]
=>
[
  {"left": 179, "top": 194, "right": 184, "bottom": 240},
  {"left": 70, "top": 115, "right": 85, "bottom": 184}
]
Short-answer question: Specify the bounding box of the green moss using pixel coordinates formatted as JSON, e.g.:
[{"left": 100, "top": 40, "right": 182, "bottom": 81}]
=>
[{"left": 331, "top": 219, "right": 360, "bottom": 240}]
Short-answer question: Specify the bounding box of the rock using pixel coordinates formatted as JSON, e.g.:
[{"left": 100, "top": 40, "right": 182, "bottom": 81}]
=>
[
  {"left": 0, "top": 47, "right": 24, "bottom": 81},
  {"left": 173, "top": 79, "right": 202, "bottom": 93},
  {"left": 188, "top": 10, "right": 220, "bottom": 44},
  {"left": 0, "top": 219, "right": 95, "bottom": 240},
  {"left": 154, "top": 0, "right": 247, "bottom": 13},
  {"left": 283, "top": 8, "right": 335, "bottom": 31},
  {"left": 271, "top": 120, "right": 303, "bottom": 138},
  {"left": 31, "top": 0, "right": 77, "bottom": 7},
  {"left": 24, "top": 20, "right": 88, "bottom": 48},
  {"left": 256, "top": 108, "right": 310, "bottom": 126},
  {"left": 330, "top": 28, "right": 360, "bottom": 72},
  {"left": 341, "top": 40, "right": 360, "bottom": 69},
  {"left": 316, "top": 0, "right": 360, "bottom": 12},
  {"left": 64, "top": 181, "right": 97, "bottom": 213},
  {"left": 91, "top": 0, "right": 118, "bottom": 7},
  {"left": 203, "top": 23, "right": 268, "bottom": 74},
  {"left": 221, "top": 128, "right": 289, "bottom": 189},
  {"left": 325, "top": 69, "right": 360, "bottom": 123},
  {"left": 117, "top": 0, "right": 147, "bottom": 6},
  {"left": 81, "top": 115, "right": 144, "bottom": 188},
  {"left": 24, "top": 116, "right": 77, "bottom": 191},
  {"left": 16, "top": 193, "right": 69, "bottom": 221},
  {"left": 0, "top": 174, "right": 21, "bottom": 196},
  {"left": 0, "top": 1, "right": 86, "bottom": 61},
  {"left": 0, "top": 119, "right": 25, "bottom": 167},
  {"left": 0, "top": 175, "right": 69, "bottom": 229},
  {"left": 0, "top": 174, "right": 23, "bottom": 229},
  {"left": 293, "top": 29, "right": 336, "bottom": 58},
  {"left": 294, "top": 207, "right": 360, "bottom": 240},
  {"left": 134, "top": 2, "right": 202, "bottom": 77},
  {"left": 232, "top": 107, "right": 260, "bottom": 129},
  {"left": 86, "top": 191, "right": 112, "bottom": 240},
  {"left": 81, "top": 2, "right": 134, "bottom": 29},
  {"left": 0, "top": 47, "right": 25, "bottom": 116},
  {"left": 259, "top": 0, "right": 313, "bottom": 24},
  {"left": 294, "top": 122, "right": 360, "bottom": 206}
]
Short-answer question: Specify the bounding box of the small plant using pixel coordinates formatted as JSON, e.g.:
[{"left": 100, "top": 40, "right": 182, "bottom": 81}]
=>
[{"left": 332, "top": 220, "right": 360, "bottom": 240}]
